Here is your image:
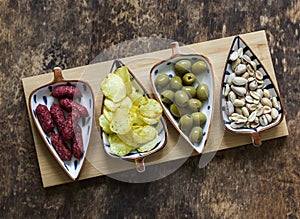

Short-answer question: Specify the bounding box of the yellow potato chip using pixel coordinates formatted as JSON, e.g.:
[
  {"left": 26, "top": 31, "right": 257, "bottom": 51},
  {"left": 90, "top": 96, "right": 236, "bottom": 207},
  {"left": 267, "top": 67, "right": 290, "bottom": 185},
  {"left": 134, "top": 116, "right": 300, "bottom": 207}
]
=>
[
  {"left": 132, "top": 125, "right": 157, "bottom": 144},
  {"left": 139, "top": 113, "right": 161, "bottom": 125},
  {"left": 119, "top": 96, "right": 133, "bottom": 109},
  {"left": 137, "top": 135, "right": 159, "bottom": 152},
  {"left": 139, "top": 99, "right": 162, "bottom": 118},
  {"left": 114, "top": 66, "right": 133, "bottom": 96},
  {"left": 100, "top": 74, "right": 126, "bottom": 102},
  {"left": 133, "top": 95, "right": 148, "bottom": 106},
  {"left": 103, "top": 106, "right": 113, "bottom": 122},
  {"left": 104, "top": 99, "right": 120, "bottom": 112},
  {"left": 114, "top": 66, "right": 131, "bottom": 83},
  {"left": 108, "top": 134, "right": 133, "bottom": 156},
  {"left": 98, "top": 114, "right": 113, "bottom": 134},
  {"left": 129, "top": 86, "right": 144, "bottom": 103},
  {"left": 110, "top": 107, "right": 131, "bottom": 134}
]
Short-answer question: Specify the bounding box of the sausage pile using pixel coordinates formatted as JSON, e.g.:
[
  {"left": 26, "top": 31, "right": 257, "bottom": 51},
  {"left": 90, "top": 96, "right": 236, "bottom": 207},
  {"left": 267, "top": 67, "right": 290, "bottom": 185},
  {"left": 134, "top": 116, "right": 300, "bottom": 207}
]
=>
[{"left": 35, "top": 85, "right": 89, "bottom": 161}]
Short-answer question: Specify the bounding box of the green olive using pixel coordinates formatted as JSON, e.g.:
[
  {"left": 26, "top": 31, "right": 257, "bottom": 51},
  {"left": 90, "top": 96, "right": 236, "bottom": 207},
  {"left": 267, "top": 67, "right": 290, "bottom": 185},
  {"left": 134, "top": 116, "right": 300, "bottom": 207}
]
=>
[
  {"left": 188, "top": 99, "right": 202, "bottom": 112},
  {"left": 170, "top": 76, "right": 183, "bottom": 90},
  {"left": 161, "top": 90, "right": 174, "bottom": 105},
  {"left": 182, "top": 72, "right": 196, "bottom": 86},
  {"left": 189, "top": 126, "right": 203, "bottom": 143},
  {"left": 170, "top": 104, "right": 180, "bottom": 118},
  {"left": 181, "top": 86, "right": 196, "bottom": 98},
  {"left": 174, "top": 60, "right": 192, "bottom": 76},
  {"left": 155, "top": 74, "right": 169, "bottom": 89},
  {"left": 196, "top": 83, "right": 209, "bottom": 101},
  {"left": 174, "top": 90, "right": 189, "bottom": 107},
  {"left": 179, "top": 114, "right": 194, "bottom": 133},
  {"left": 191, "top": 112, "right": 207, "bottom": 126},
  {"left": 192, "top": 60, "right": 207, "bottom": 74}
]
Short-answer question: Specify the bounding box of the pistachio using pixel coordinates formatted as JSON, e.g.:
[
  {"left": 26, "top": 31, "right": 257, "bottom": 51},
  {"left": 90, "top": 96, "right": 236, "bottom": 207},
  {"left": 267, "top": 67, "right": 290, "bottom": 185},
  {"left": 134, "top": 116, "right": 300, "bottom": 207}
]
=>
[
  {"left": 230, "top": 51, "right": 239, "bottom": 61},
  {"left": 241, "top": 54, "right": 251, "bottom": 63},
  {"left": 272, "top": 97, "right": 279, "bottom": 109},
  {"left": 231, "top": 85, "right": 246, "bottom": 96},
  {"left": 242, "top": 106, "right": 250, "bottom": 117},
  {"left": 231, "top": 122, "right": 246, "bottom": 129},
  {"left": 256, "top": 106, "right": 264, "bottom": 117},
  {"left": 265, "top": 114, "right": 272, "bottom": 123},
  {"left": 259, "top": 115, "right": 268, "bottom": 126},
  {"left": 261, "top": 97, "right": 272, "bottom": 107},
  {"left": 245, "top": 95, "right": 254, "bottom": 103},
  {"left": 228, "top": 91, "right": 237, "bottom": 102},
  {"left": 238, "top": 48, "right": 243, "bottom": 57},
  {"left": 263, "top": 105, "right": 272, "bottom": 114},
  {"left": 235, "top": 107, "right": 243, "bottom": 115},
  {"left": 249, "top": 80, "right": 258, "bottom": 91},
  {"left": 271, "top": 108, "right": 279, "bottom": 119},
  {"left": 235, "top": 64, "right": 247, "bottom": 75},
  {"left": 248, "top": 111, "right": 257, "bottom": 122},
  {"left": 225, "top": 101, "right": 234, "bottom": 116},
  {"left": 231, "top": 59, "right": 241, "bottom": 71},
  {"left": 232, "top": 76, "right": 248, "bottom": 86},
  {"left": 255, "top": 70, "right": 264, "bottom": 80},
  {"left": 250, "top": 91, "right": 261, "bottom": 100},
  {"left": 227, "top": 73, "right": 236, "bottom": 85},
  {"left": 241, "top": 72, "right": 250, "bottom": 79},
  {"left": 233, "top": 99, "right": 245, "bottom": 107},
  {"left": 224, "top": 84, "right": 230, "bottom": 97}
]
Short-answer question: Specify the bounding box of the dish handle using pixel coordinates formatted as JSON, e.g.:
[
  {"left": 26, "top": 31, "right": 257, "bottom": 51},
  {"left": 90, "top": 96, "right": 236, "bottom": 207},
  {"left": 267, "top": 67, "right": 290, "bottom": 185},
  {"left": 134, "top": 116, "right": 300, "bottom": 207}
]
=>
[
  {"left": 171, "top": 41, "right": 180, "bottom": 56},
  {"left": 135, "top": 158, "right": 145, "bottom": 173},
  {"left": 52, "top": 67, "right": 64, "bottom": 83},
  {"left": 251, "top": 132, "right": 262, "bottom": 147}
]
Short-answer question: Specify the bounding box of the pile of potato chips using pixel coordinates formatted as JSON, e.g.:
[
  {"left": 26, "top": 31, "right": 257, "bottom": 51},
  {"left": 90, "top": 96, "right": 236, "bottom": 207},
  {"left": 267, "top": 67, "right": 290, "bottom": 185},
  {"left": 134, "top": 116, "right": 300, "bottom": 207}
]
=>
[{"left": 99, "top": 66, "right": 163, "bottom": 156}]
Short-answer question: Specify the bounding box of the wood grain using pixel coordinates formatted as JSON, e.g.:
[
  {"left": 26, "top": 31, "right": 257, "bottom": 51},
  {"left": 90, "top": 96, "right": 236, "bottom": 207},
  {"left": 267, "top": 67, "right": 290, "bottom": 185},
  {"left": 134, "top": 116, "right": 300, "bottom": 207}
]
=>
[{"left": 22, "top": 30, "right": 288, "bottom": 188}]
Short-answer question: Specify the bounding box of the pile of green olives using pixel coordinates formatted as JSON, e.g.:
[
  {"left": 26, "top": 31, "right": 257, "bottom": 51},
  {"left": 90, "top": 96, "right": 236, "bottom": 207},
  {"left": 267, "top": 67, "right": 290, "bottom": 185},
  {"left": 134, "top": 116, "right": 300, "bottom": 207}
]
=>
[{"left": 154, "top": 58, "right": 210, "bottom": 144}]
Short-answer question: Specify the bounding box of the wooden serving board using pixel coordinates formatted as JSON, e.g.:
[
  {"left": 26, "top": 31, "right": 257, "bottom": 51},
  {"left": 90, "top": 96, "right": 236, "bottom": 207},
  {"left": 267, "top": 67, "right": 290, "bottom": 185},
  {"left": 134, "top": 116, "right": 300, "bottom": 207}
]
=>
[{"left": 22, "top": 30, "right": 289, "bottom": 188}]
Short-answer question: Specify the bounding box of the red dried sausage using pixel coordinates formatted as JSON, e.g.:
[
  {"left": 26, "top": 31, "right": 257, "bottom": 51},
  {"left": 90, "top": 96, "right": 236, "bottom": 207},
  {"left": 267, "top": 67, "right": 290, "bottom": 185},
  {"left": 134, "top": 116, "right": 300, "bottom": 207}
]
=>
[
  {"left": 35, "top": 104, "right": 54, "bottom": 134},
  {"left": 50, "top": 103, "right": 65, "bottom": 135},
  {"left": 59, "top": 98, "right": 89, "bottom": 117},
  {"left": 52, "top": 85, "right": 82, "bottom": 99},
  {"left": 61, "top": 116, "right": 75, "bottom": 141},
  {"left": 72, "top": 125, "right": 84, "bottom": 159},
  {"left": 67, "top": 107, "right": 80, "bottom": 125},
  {"left": 51, "top": 133, "right": 72, "bottom": 161}
]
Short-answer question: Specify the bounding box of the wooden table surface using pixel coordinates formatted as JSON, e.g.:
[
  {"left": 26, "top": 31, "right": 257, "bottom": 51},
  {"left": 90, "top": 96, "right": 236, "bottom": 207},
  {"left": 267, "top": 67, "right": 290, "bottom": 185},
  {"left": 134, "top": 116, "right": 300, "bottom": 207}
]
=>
[{"left": 1, "top": 0, "right": 299, "bottom": 218}]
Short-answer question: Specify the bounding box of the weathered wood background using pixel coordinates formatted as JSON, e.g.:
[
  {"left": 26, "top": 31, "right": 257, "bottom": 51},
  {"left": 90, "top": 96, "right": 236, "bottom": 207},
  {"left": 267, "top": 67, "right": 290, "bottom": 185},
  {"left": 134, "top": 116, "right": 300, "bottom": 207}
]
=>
[{"left": 1, "top": 0, "right": 299, "bottom": 218}]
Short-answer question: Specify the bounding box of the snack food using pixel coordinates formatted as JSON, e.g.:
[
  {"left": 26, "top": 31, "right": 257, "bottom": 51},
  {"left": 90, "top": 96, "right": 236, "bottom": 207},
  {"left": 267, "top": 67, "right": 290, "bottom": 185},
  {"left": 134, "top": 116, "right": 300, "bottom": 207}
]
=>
[
  {"left": 59, "top": 98, "right": 89, "bottom": 117},
  {"left": 51, "top": 85, "right": 82, "bottom": 98},
  {"left": 36, "top": 104, "right": 54, "bottom": 134},
  {"left": 50, "top": 133, "right": 72, "bottom": 161},
  {"left": 99, "top": 66, "right": 163, "bottom": 156}
]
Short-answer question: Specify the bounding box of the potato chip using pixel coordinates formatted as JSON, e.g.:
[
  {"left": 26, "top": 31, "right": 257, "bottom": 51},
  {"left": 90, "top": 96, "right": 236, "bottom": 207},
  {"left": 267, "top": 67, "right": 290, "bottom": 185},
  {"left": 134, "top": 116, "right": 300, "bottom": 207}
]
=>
[
  {"left": 100, "top": 74, "right": 126, "bottom": 102},
  {"left": 110, "top": 107, "right": 131, "bottom": 134},
  {"left": 139, "top": 113, "right": 161, "bottom": 125},
  {"left": 132, "top": 125, "right": 157, "bottom": 144},
  {"left": 129, "top": 86, "right": 144, "bottom": 103},
  {"left": 114, "top": 66, "right": 131, "bottom": 83},
  {"left": 133, "top": 95, "right": 148, "bottom": 106},
  {"left": 137, "top": 135, "right": 159, "bottom": 152},
  {"left": 119, "top": 96, "right": 133, "bottom": 109},
  {"left": 103, "top": 106, "right": 113, "bottom": 122},
  {"left": 114, "top": 66, "right": 133, "bottom": 96},
  {"left": 104, "top": 99, "right": 120, "bottom": 112},
  {"left": 99, "top": 114, "right": 113, "bottom": 134},
  {"left": 139, "top": 99, "right": 162, "bottom": 118},
  {"left": 108, "top": 134, "right": 134, "bottom": 156}
]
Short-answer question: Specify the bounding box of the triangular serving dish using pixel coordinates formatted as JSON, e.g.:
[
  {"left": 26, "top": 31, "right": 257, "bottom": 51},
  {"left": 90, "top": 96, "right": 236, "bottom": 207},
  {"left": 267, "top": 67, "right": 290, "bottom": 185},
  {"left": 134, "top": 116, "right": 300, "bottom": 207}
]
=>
[
  {"left": 29, "top": 67, "right": 94, "bottom": 180},
  {"left": 150, "top": 42, "right": 215, "bottom": 153},
  {"left": 221, "top": 36, "right": 284, "bottom": 146},
  {"left": 98, "top": 60, "right": 168, "bottom": 172}
]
